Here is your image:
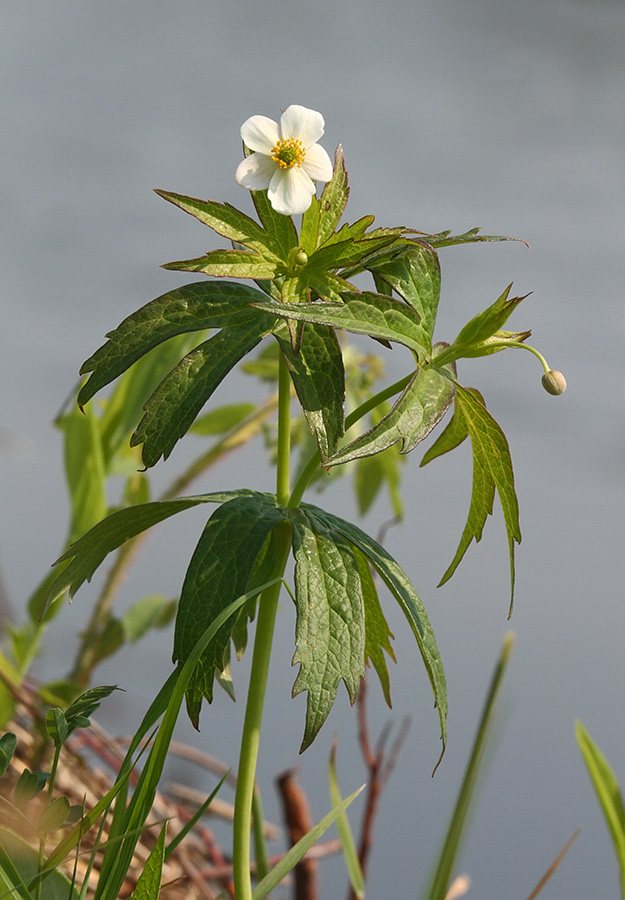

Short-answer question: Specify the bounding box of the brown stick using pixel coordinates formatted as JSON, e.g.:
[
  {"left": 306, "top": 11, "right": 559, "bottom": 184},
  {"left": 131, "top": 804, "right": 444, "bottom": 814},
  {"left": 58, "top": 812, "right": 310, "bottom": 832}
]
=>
[{"left": 276, "top": 768, "right": 319, "bottom": 900}]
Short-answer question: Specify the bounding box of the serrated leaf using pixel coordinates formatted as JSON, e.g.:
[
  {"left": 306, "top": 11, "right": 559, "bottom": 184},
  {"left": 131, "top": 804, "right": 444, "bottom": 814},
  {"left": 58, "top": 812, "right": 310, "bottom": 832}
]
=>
[
  {"left": 277, "top": 323, "right": 345, "bottom": 462},
  {"left": 353, "top": 547, "right": 395, "bottom": 706},
  {"left": 419, "top": 389, "right": 473, "bottom": 467},
  {"left": 417, "top": 226, "right": 528, "bottom": 249},
  {"left": 306, "top": 270, "right": 357, "bottom": 304},
  {"left": 442, "top": 284, "right": 529, "bottom": 363},
  {"left": 327, "top": 363, "right": 455, "bottom": 467},
  {"left": 251, "top": 189, "right": 299, "bottom": 259},
  {"left": 155, "top": 189, "right": 284, "bottom": 260},
  {"left": 439, "top": 386, "right": 521, "bottom": 613},
  {"left": 78, "top": 281, "right": 271, "bottom": 407},
  {"left": 309, "top": 231, "right": 401, "bottom": 272},
  {"left": 253, "top": 292, "right": 430, "bottom": 359},
  {"left": 46, "top": 491, "right": 255, "bottom": 611},
  {"left": 131, "top": 317, "right": 274, "bottom": 467},
  {"left": 290, "top": 510, "right": 365, "bottom": 752},
  {"left": 368, "top": 243, "right": 441, "bottom": 341},
  {"left": 162, "top": 248, "right": 279, "bottom": 279},
  {"left": 459, "top": 328, "right": 532, "bottom": 358},
  {"left": 0, "top": 733, "right": 17, "bottom": 776},
  {"left": 316, "top": 145, "right": 350, "bottom": 247},
  {"left": 173, "top": 495, "right": 288, "bottom": 724},
  {"left": 302, "top": 503, "right": 447, "bottom": 761}
]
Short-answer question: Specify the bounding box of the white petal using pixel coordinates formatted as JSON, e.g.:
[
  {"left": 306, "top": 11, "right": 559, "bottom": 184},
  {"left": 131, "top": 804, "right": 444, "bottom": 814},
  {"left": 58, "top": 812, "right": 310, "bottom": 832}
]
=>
[
  {"left": 302, "top": 143, "right": 333, "bottom": 182},
  {"left": 235, "top": 152, "right": 277, "bottom": 190},
  {"left": 240, "top": 115, "right": 280, "bottom": 153},
  {"left": 268, "top": 167, "right": 316, "bottom": 215},
  {"left": 280, "top": 105, "right": 325, "bottom": 147}
]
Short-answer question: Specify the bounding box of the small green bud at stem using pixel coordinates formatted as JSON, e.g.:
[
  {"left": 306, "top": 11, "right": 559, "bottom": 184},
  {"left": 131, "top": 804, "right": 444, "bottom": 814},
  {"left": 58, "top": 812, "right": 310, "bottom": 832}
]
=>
[
  {"left": 294, "top": 249, "right": 308, "bottom": 267},
  {"left": 541, "top": 370, "right": 567, "bottom": 395}
]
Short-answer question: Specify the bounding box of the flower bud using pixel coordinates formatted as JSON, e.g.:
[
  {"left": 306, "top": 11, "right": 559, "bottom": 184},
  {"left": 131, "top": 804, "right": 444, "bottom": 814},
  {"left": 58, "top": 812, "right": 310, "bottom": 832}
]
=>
[
  {"left": 293, "top": 249, "right": 308, "bottom": 267},
  {"left": 541, "top": 370, "right": 567, "bottom": 395}
]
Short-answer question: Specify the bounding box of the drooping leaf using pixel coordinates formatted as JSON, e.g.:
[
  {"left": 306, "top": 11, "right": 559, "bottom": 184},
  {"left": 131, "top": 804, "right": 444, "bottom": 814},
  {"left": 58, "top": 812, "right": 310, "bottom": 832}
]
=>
[
  {"left": 368, "top": 243, "right": 441, "bottom": 341},
  {"left": 253, "top": 292, "right": 431, "bottom": 359},
  {"left": 289, "top": 509, "right": 366, "bottom": 751},
  {"left": 300, "top": 503, "right": 447, "bottom": 760},
  {"left": 45, "top": 491, "right": 257, "bottom": 611},
  {"left": 78, "top": 281, "right": 271, "bottom": 406},
  {"left": 277, "top": 323, "right": 345, "bottom": 462},
  {"left": 438, "top": 386, "right": 521, "bottom": 614},
  {"left": 420, "top": 389, "right": 474, "bottom": 467},
  {"left": 131, "top": 317, "right": 274, "bottom": 467},
  {"left": 353, "top": 546, "right": 396, "bottom": 707},
  {"left": 155, "top": 190, "right": 284, "bottom": 260},
  {"left": 326, "top": 363, "right": 456, "bottom": 467},
  {"left": 173, "top": 495, "right": 288, "bottom": 724}
]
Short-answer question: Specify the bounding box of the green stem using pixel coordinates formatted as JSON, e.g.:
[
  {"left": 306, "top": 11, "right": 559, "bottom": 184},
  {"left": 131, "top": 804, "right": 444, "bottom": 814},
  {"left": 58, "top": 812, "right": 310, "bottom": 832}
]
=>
[
  {"left": 288, "top": 372, "right": 412, "bottom": 509},
  {"left": 232, "top": 355, "right": 292, "bottom": 900}
]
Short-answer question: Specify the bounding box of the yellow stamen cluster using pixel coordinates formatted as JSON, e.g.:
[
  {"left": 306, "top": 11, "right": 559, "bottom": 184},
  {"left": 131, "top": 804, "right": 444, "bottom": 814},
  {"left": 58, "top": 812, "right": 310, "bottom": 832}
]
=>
[{"left": 271, "top": 138, "right": 306, "bottom": 169}]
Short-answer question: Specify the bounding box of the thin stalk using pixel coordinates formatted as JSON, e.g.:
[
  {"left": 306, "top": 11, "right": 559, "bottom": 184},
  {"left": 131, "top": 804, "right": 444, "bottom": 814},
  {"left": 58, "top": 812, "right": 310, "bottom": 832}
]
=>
[
  {"left": 232, "top": 354, "right": 292, "bottom": 900},
  {"left": 288, "top": 372, "right": 412, "bottom": 509}
]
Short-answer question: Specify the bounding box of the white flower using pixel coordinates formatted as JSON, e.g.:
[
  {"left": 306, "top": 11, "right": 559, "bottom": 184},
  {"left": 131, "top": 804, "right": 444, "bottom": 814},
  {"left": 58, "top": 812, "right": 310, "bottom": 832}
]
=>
[{"left": 235, "top": 105, "right": 333, "bottom": 216}]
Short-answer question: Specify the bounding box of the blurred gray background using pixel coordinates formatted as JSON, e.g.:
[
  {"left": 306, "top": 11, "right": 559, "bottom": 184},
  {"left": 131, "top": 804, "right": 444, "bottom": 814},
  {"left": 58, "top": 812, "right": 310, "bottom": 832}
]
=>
[{"left": 2, "top": 1, "right": 624, "bottom": 897}]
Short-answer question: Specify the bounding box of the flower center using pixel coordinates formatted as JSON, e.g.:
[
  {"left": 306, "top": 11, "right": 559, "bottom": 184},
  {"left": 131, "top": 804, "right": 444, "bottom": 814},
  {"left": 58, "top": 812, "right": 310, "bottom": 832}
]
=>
[{"left": 271, "top": 138, "right": 306, "bottom": 169}]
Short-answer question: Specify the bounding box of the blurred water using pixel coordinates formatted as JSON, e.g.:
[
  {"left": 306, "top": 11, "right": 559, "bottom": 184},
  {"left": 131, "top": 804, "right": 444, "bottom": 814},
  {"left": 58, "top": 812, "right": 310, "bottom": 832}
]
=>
[{"left": 2, "top": 2, "right": 625, "bottom": 897}]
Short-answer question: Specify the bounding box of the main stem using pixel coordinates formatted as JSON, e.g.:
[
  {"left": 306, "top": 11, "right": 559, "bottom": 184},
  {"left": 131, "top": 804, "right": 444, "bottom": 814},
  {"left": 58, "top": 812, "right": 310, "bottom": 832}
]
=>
[{"left": 232, "top": 354, "right": 292, "bottom": 900}]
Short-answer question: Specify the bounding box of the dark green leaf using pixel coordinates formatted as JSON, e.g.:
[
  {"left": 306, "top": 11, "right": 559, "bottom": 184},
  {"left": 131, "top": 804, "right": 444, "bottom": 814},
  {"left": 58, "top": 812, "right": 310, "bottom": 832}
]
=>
[
  {"left": 309, "top": 231, "right": 402, "bottom": 273},
  {"left": 368, "top": 243, "right": 441, "bottom": 341},
  {"left": 131, "top": 317, "right": 274, "bottom": 467},
  {"left": 417, "top": 226, "right": 527, "bottom": 249},
  {"left": 173, "top": 495, "right": 288, "bottom": 723},
  {"left": 277, "top": 323, "right": 345, "bottom": 462},
  {"left": 326, "top": 364, "right": 455, "bottom": 467},
  {"left": 299, "top": 193, "right": 321, "bottom": 254},
  {"left": 306, "top": 270, "right": 356, "bottom": 304},
  {"left": 155, "top": 190, "right": 284, "bottom": 260},
  {"left": 251, "top": 188, "right": 299, "bottom": 259},
  {"left": 289, "top": 510, "right": 366, "bottom": 751},
  {"left": 302, "top": 503, "right": 447, "bottom": 759},
  {"left": 162, "top": 248, "right": 279, "bottom": 279},
  {"left": 353, "top": 547, "right": 395, "bottom": 707},
  {"left": 0, "top": 733, "right": 17, "bottom": 777},
  {"left": 14, "top": 769, "right": 49, "bottom": 807},
  {"left": 46, "top": 491, "right": 255, "bottom": 611},
  {"left": 438, "top": 386, "right": 521, "bottom": 613},
  {"left": 253, "top": 293, "right": 430, "bottom": 359},
  {"left": 78, "top": 281, "right": 270, "bottom": 407},
  {"left": 64, "top": 685, "right": 119, "bottom": 732}
]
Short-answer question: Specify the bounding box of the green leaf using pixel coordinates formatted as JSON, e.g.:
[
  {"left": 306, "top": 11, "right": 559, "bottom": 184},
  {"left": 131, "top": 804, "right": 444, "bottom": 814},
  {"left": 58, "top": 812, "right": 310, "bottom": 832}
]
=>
[
  {"left": 316, "top": 145, "right": 350, "bottom": 248},
  {"left": 162, "top": 248, "right": 279, "bottom": 279},
  {"left": 251, "top": 785, "right": 365, "bottom": 900},
  {"left": 328, "top": 744, "right": 365, "bottom": 899},
  {"left": 417, "top": 225, "right": 527, "bottom": 249},
  {"left": 14, "top": 769, "right": 49, "bottom": 807},
  {"left": 56, "top": 401, "right": 108, "bottom": 543},
  {"left": 441, "top": 284, "right": 529, "bottom": 363},
  {"left": 1, "top": 828, "right": 79, "bottom": 900},
  {"left": 173, "top": 495, "right": 288, "bottom": 723},
  {"left": 354, "top": 416, "right": 405, "bottom": 519},
  {"left": 353, "top": 547, "right": 395, "bottom": 706},
  {"left": 368, "top": 243, "right": 441, "bottom": 341},
  {"left": 38, "top": 796, "right": 71, "bottom": 834},
  {"left": 130, "top": 823, "right": 167, "bottom": 900},
  {"left": 303, "top": 503, "right": 447, "bottom": 762},
  {"left": 0, "top": 733, "right": 17, "bottom": 777},
  {"left": 309, "top": 231, "right": 402, "bottom": 273},
  {"left": 46, "top": 491, "right": 254, "bottom": 612},
  {"left": 78, "top": 281, "right": 271, "bottom": 407},
  {"left": 290, "top": 510, "right": 366, "bottom": 751},
  {"left": 155, "top": 189, "right": 284, "bottom": 260},
  {"left": 438, "top": 386, "right": 521, "bottom": 613},
  {"left": 64, "top": 685, "right": 119, "bottom": 733},
  {"left": 121, "top": 595, "right": 176, "bottom": 643},
  {"left": 45, "top": 708, "right": 69, "bottom": 747},
  {"left": 420, "top": 389, "right": 473, "bottom": 467},
  {"left": 459, "top": 328, "right": 532, "bottom": 358},
  {"left": 191, "top": 402, "right": 257, "bottom": 436},
  {"left": 576, "top": 720, "right": 625, "bottom": 897},
  {"left": 251, "top": 188, "right": 299, "bottom": 259},
  {"left": 131, "top": 317, "right": 274, "bottom": 467},
  {"left": 253, "top": 292, "right": 431, "bottom": 359},
  {"left": 277, "top": 323, "right": 345, "bottom": 462},
  {"left": 326, "top": 363, "right": 456, "bottom": 467}
]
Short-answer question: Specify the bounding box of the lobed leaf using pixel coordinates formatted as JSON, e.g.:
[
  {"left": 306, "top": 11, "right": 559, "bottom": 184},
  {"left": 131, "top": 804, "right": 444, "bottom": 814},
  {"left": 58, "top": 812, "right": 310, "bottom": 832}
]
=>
[
  {"left": 290, "top": 510, "right": 366, "bottom": 751},
  {"left": 277, "top": 323, "right": 345, "bottom": 462},
  {"left": 326, "top": 363, "right": 455, "bottom": 467},
  {"left": 316, "top": 145, "right": 350, "bottom": 248},
  {"left": 251, "top": 188, "right": 299, "bottom": 259},
  {"left": 173, "top": 495, "right": 288, "bottom": 723},
  {"left": 78, "top": 281, "right": 271, "bottom": 406},
  {"left": 162, "top": 248, "right": 279, "bottom": 279},
  {"left": 441, "top": 284, "right": 529, "bottom": 364},
  {"left": 416, "top": 226, "right": 528, "bottom": 249},
  {"left": 438, "top": 386, "right": 521, "bottom": 613},
  {"left": 353, "top": 546, "right": 396, "bottom": 706},
  {"left": 131, "top": 317, "right": 274, "bottom": 467},
  {"left": 368, "top": 243, "right": 441, "bottom": 341}
]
